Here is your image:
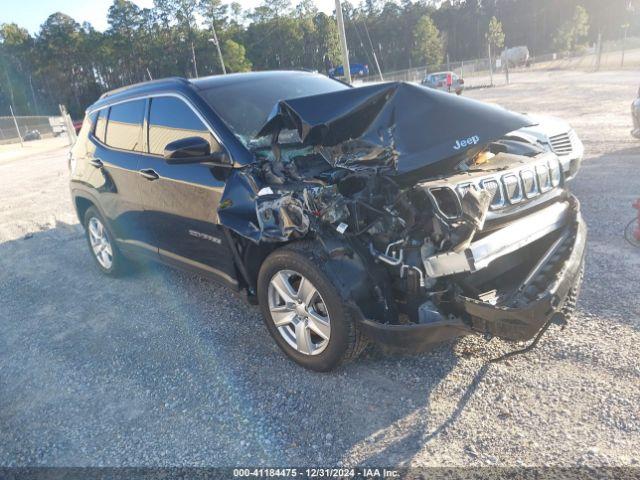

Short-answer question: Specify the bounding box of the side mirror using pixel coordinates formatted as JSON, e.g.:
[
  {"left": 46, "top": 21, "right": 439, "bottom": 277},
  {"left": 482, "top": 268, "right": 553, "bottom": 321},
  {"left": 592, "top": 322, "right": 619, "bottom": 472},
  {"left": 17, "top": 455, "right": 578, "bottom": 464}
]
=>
[{"left": 163, "top": 136, "right": 230, "bottom": 165}]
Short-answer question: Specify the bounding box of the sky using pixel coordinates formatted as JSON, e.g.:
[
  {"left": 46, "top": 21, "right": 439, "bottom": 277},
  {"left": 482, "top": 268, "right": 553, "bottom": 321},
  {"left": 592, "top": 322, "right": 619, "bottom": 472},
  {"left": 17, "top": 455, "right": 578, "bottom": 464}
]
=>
[{"left": 0, "top": 0, "right": 337, "bottom": 33}]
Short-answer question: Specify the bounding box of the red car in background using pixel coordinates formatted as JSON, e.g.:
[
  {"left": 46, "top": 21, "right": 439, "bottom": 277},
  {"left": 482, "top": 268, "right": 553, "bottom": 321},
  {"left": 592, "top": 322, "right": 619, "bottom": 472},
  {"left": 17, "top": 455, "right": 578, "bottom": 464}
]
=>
[{"left": 421, "top": 71, "right": 465, "bottom": 95}]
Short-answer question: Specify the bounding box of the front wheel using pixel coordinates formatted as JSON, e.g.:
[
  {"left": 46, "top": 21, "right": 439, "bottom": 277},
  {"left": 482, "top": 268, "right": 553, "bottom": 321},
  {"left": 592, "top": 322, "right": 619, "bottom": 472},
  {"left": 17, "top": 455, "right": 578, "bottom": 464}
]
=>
[{"left": 257, "top": 244, "right": 367, "bottom": 371}]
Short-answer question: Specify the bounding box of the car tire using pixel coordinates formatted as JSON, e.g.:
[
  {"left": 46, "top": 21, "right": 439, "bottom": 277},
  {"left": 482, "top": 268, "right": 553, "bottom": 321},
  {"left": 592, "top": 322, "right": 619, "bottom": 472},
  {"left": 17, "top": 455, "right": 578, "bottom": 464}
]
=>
[
  {"left": 83, "top": 206, "right": 128, "bottom": 277},
  {"left": 257, "top": 242, "right": 367, "bottom": 371}
]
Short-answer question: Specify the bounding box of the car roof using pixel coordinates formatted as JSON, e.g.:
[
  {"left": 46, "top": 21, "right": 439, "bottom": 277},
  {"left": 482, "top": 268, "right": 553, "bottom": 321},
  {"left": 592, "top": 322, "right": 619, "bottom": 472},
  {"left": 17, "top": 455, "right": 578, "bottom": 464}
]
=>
[
  {"left": 190, "top": 70, "right": 321, "bottom": 90},
  {"left": 89, "top": 70, "right": 323, "bottom": 112},
  {"left": 428, "top": 71, "right": 455, "bottom": 76}
]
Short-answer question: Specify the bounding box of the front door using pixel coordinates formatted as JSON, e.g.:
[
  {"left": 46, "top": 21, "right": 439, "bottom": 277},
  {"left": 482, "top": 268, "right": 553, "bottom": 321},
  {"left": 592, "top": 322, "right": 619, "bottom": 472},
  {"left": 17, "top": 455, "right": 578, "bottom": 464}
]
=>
[{"left": 137, "top": 95, "right": 239, "bottom": 287}]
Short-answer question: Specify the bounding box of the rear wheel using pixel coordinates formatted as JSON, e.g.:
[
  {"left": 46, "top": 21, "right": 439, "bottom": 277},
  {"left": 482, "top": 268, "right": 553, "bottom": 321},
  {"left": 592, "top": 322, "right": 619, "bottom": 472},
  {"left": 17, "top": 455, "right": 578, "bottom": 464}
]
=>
[
  {"left": 83, "top": 206, "right": 128, "bottom": 276},
  {"left": 257, "top": 244, "right": 366, "bottom": 371}
]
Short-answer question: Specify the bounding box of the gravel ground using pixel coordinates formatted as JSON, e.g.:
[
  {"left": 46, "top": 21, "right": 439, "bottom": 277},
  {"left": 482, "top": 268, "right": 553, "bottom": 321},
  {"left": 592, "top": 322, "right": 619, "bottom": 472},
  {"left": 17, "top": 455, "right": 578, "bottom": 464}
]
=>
[{"left": 0, "top": 69, "right": 639, "bottom": 468}]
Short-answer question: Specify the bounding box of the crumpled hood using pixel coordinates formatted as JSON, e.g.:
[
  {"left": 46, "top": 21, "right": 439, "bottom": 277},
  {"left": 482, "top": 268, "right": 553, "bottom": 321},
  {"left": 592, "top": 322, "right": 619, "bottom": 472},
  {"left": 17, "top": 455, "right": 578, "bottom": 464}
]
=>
[{"left": 256, "top": 82, "right": 536, "bottom": 174}]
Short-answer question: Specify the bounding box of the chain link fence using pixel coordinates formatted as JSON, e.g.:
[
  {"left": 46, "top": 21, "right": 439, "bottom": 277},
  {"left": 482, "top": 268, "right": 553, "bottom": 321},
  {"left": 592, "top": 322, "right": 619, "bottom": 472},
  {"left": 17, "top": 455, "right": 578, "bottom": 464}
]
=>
[
  {"left": 0, "top": 116, "right": 67, "bottom": 145},
  {"left": 360, "top": 41, "right": 640, "bottom": 88},
  {"left": 360, "top": 57, "right": 495, "bottom": 88}
]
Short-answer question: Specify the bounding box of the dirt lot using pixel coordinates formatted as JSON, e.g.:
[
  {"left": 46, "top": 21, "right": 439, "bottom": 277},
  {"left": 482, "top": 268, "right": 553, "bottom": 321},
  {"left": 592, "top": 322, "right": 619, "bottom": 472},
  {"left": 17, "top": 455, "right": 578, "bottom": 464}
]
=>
[{"left": 1, "top": 70, "right": 639, "bottom": 468}]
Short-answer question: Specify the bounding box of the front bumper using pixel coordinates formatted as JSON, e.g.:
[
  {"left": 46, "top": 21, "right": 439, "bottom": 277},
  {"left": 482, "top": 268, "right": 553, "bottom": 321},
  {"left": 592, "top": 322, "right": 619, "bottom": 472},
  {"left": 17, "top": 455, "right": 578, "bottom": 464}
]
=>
[
  {"left": 357, "top": 206, "right": 587, "bottom": 350},
  {"left": 457, "top": 213, "right": 586, "bottom": 341}
]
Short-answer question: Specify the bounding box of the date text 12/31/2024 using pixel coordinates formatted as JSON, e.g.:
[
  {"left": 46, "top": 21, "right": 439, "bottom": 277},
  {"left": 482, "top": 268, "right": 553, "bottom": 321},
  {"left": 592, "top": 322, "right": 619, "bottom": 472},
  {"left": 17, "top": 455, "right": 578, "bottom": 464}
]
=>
[{"left": 232, "top": 468, "right": 400, "bottom": 478}]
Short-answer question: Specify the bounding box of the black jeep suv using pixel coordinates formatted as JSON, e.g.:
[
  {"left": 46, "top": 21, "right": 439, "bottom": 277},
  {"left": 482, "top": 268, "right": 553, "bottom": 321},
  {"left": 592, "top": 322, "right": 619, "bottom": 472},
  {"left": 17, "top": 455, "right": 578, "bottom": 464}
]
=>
[{"left": 70, "top": 71, "right": 586, "bottom": 371}]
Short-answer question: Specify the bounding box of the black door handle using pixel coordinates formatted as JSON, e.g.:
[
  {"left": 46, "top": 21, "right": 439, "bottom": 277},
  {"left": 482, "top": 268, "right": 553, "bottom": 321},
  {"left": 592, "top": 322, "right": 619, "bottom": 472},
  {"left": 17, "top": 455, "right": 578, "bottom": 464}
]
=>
[
  {"left": 139, "top": 168, "right": 159, "bottom": 181},
  {"left": 89, "top": 158, "right": 103, "bottom": 168}
]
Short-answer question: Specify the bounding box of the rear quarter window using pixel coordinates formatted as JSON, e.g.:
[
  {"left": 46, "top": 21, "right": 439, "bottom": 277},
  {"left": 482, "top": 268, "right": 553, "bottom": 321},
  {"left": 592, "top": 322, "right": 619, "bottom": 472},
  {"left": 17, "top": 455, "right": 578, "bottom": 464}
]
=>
[
  {"left": 78, "top": 112, "right": 97, "bottom": 139},
  {"left": 94, "top": 109, "right": 108, "bottom": 143}
]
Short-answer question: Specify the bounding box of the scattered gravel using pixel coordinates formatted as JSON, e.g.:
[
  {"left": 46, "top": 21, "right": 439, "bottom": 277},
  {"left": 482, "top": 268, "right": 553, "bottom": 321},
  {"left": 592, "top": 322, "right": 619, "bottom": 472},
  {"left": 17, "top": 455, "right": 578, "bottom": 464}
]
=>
[{"left": 0, "top": 69, "right": 639, "bottom": 467}]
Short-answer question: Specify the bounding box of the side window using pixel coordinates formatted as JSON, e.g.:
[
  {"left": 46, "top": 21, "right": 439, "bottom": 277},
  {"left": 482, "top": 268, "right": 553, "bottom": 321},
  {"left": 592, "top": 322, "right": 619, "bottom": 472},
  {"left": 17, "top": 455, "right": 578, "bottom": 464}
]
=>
[
  {"left": 148, "top": 96, "right": 220, "bottom": 156},
  {"left": 105, "top": 100, "right": 146, "bottom": 152},
  {"left": 95, "top": 108, "right": 108, "bottom": 143}
]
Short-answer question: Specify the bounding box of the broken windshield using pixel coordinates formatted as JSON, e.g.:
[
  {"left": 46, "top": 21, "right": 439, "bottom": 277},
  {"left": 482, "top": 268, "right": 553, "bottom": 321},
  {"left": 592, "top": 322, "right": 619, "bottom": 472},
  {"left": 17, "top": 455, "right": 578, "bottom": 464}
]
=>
[{"left": 199, "top": 73, "right": 349, "bottom": 148}]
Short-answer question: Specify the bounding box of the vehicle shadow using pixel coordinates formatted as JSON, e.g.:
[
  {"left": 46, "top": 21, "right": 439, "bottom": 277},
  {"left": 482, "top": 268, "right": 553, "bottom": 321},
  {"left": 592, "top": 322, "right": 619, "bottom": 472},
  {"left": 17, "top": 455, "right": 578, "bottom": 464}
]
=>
[
  {"left": 350, "top": 363, "right": 490, "bottom": 465},
  {"left": 0, "top": 222, "right": 493, "bottom": 466}
]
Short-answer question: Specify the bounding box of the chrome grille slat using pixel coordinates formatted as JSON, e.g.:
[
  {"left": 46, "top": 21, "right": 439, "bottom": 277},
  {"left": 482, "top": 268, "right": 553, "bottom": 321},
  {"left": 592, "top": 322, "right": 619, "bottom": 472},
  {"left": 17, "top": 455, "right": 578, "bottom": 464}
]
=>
[
  {"left": 424, "top": 153, "right": 562, "bottom": 219},
  {"left": 520, "top": 169, "right": 539, "bottom": 198},
  {"left": 502, "top": 174, "right": 523, "bottom": 204},
  {"left": 536, "top": 163, "right": 552, "bottom": 192}
]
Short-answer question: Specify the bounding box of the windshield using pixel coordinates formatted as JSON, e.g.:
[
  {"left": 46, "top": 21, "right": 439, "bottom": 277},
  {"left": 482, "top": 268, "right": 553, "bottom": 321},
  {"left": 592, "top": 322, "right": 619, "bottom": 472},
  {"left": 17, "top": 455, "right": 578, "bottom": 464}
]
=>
[{"left": 199, "top": 73, "right": 349, "bottom": 147}]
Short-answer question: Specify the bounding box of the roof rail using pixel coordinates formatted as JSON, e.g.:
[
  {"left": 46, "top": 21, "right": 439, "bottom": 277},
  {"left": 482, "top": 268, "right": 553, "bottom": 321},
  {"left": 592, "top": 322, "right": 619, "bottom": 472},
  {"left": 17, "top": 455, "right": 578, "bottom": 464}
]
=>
[{"left": 99, "top": 77, "right": 189, "bottom": 100}]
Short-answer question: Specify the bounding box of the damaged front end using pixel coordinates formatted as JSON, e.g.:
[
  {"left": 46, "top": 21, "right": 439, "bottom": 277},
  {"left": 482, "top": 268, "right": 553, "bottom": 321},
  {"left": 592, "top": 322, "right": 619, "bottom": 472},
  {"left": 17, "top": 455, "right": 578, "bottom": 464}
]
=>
[{"left": 218, "top": 82, "right": 586, "bottom": 351}]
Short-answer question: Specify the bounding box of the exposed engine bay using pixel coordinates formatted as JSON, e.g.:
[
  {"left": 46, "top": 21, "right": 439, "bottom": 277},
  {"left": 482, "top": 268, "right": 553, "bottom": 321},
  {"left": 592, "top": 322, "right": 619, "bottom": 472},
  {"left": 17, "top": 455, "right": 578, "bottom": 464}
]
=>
[{"left": 218, "top": 82, "right": 587, "bottom": 348}]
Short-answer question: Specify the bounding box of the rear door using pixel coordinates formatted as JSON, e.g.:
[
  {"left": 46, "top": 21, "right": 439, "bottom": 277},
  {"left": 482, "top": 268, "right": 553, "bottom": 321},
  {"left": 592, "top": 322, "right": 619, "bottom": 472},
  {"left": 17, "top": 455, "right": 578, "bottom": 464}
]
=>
[
  {"left": 89, "top": 99, "right": 152, "bottom": 256},
  {"left": 136, "top": 95, "right": 239, "bottom": 287}
]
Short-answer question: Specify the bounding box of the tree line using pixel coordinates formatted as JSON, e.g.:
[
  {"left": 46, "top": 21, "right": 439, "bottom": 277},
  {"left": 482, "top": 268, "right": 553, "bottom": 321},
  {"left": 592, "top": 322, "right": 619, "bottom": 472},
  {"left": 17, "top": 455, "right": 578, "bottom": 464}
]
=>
[{"left": 0, "top": 0, "right": 637, "bottom": 118}]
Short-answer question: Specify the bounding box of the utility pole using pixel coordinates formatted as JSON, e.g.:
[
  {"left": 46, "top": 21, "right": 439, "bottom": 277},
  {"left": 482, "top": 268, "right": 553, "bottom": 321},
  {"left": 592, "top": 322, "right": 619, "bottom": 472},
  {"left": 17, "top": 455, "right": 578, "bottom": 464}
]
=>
[
  {"left": 488, "top": 43, "right": 493, "bottom": 87},
  {"left": 3, "top": 63, "right": 15, "bottom": 107},
  {"left": 335, "top": 0, "right": 351, "bottom": 84},
  {"left": 361, "top": 19, "right": 383, "bottom": 81},
  {"left": 621, "top": 24, "right": 629, "bottom": 68},
  {"left": 371, "top": 50, "right": 383, "bottom": 81},
  {"left": 191, "top": 41, "right": 199, "bottom": 78},
  {"left": 209, "top": 25, "right": 227, "bottom": 75},
  {"left": 505, "top": 56, "right": 510, "bottom": 85},
  {"left": 9, "top": 105, "right": 23, "bottom": 148},
  {"left": 595, "top": 32, "right": 602, "bottom": 71},
  {"left": 29, "top": 75, "right": 39, "bottom": 115}
]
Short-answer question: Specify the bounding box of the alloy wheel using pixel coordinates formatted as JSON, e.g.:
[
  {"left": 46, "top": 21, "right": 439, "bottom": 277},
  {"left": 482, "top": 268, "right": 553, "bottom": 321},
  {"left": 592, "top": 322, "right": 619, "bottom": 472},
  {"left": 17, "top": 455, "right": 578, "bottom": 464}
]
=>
[
  {"left": 88, "top": 217, "right": 113, "bottom": 269},
  {"left": 267, "top": 270, "right": 331, "bottom": 356}
]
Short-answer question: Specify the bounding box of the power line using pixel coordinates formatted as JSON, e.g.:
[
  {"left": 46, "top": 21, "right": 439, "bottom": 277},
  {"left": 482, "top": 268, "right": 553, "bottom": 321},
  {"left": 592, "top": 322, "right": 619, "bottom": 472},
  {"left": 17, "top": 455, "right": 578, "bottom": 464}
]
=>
[{"left": 347, "top": 14, "right": 375, "bottom": 70}]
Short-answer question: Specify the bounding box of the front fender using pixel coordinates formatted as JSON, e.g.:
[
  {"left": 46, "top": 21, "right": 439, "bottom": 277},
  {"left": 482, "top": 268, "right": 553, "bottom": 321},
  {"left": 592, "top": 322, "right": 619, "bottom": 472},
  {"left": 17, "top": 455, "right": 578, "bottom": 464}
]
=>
[{"left": 312, "top": 234, "right": 398, "bottom": 324}]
